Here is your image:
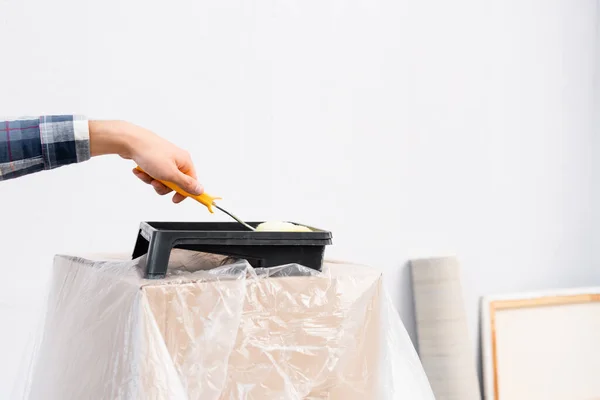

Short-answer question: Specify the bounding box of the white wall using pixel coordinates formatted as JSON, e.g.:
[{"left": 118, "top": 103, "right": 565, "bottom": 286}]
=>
[
  {"left": 595, "top": 2, "right": 600, "bottom": 282},
  {"left": 0, "top": 0, "right": 598, "bottom": 396}
]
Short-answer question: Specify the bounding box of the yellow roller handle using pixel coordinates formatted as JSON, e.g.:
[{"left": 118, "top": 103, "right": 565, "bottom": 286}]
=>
[{"left": 135, "top": 166, "right": 221, "bottom": 213}]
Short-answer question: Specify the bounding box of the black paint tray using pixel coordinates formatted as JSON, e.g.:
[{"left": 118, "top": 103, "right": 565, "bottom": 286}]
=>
[{"left": 132, "top": 221, "right": 333, "bottom": 279}]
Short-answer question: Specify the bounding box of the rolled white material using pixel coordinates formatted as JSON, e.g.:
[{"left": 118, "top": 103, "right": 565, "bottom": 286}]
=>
[{"left": 411, "top": 257, "right": 481, "bottom": 400}]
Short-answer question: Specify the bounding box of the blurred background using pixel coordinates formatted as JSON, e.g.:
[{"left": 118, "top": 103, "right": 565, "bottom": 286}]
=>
[{"left": 0, "top": 0, "right": 598, "bottom": 396}]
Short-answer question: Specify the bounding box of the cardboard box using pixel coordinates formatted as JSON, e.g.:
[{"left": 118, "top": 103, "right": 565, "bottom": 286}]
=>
[{"left": 24, "top": 251, "right": 384, "bottom": 399}]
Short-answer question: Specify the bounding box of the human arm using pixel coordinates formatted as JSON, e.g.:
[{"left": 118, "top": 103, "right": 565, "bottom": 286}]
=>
[{"left": 0, "top": 116, "right": 201, "bottom": 202}]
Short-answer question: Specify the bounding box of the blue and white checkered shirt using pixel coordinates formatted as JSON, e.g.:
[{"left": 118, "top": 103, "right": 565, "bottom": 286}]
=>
[{"left": 0, "top": 115, "right": 90, "bottom": 181}]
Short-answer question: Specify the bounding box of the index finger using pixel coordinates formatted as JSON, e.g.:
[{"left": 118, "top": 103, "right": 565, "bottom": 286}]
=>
[{"left": 176, "top": 155, "right": 198, "bottom": 181}]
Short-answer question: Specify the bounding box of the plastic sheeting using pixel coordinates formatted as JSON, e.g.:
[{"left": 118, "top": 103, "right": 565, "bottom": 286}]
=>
[{"left": 14, "top": 250, "right": 435, "bottom": 399}]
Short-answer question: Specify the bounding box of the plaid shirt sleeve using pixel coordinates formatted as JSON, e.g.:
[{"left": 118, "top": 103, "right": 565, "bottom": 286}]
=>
[{"left": 0, "top": 115, "right": 90, "bottom": 181}]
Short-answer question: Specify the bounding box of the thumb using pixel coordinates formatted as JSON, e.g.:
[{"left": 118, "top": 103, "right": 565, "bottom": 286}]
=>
[{"left": 172, "top": 170, "right": 204, "bottom": 196}]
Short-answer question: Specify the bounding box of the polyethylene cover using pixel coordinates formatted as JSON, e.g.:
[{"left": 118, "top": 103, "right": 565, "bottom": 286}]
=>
[{"left": 14, "top": 250, "right": 434, "bottom": 400}]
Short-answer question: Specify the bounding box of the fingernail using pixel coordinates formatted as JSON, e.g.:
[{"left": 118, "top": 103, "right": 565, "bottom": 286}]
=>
[{"left": 194, "top": 183, "right": 204, "bottom": 195}]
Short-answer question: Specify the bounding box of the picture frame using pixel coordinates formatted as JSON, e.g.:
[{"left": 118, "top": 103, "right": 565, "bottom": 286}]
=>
[{"left": 481, "top": 287, "right": 600, "bottom": 400}]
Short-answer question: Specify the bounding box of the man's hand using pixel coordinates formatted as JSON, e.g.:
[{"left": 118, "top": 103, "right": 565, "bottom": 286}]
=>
[{"left": 89, "top": 120, "right": 202, "bottom": 203}]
